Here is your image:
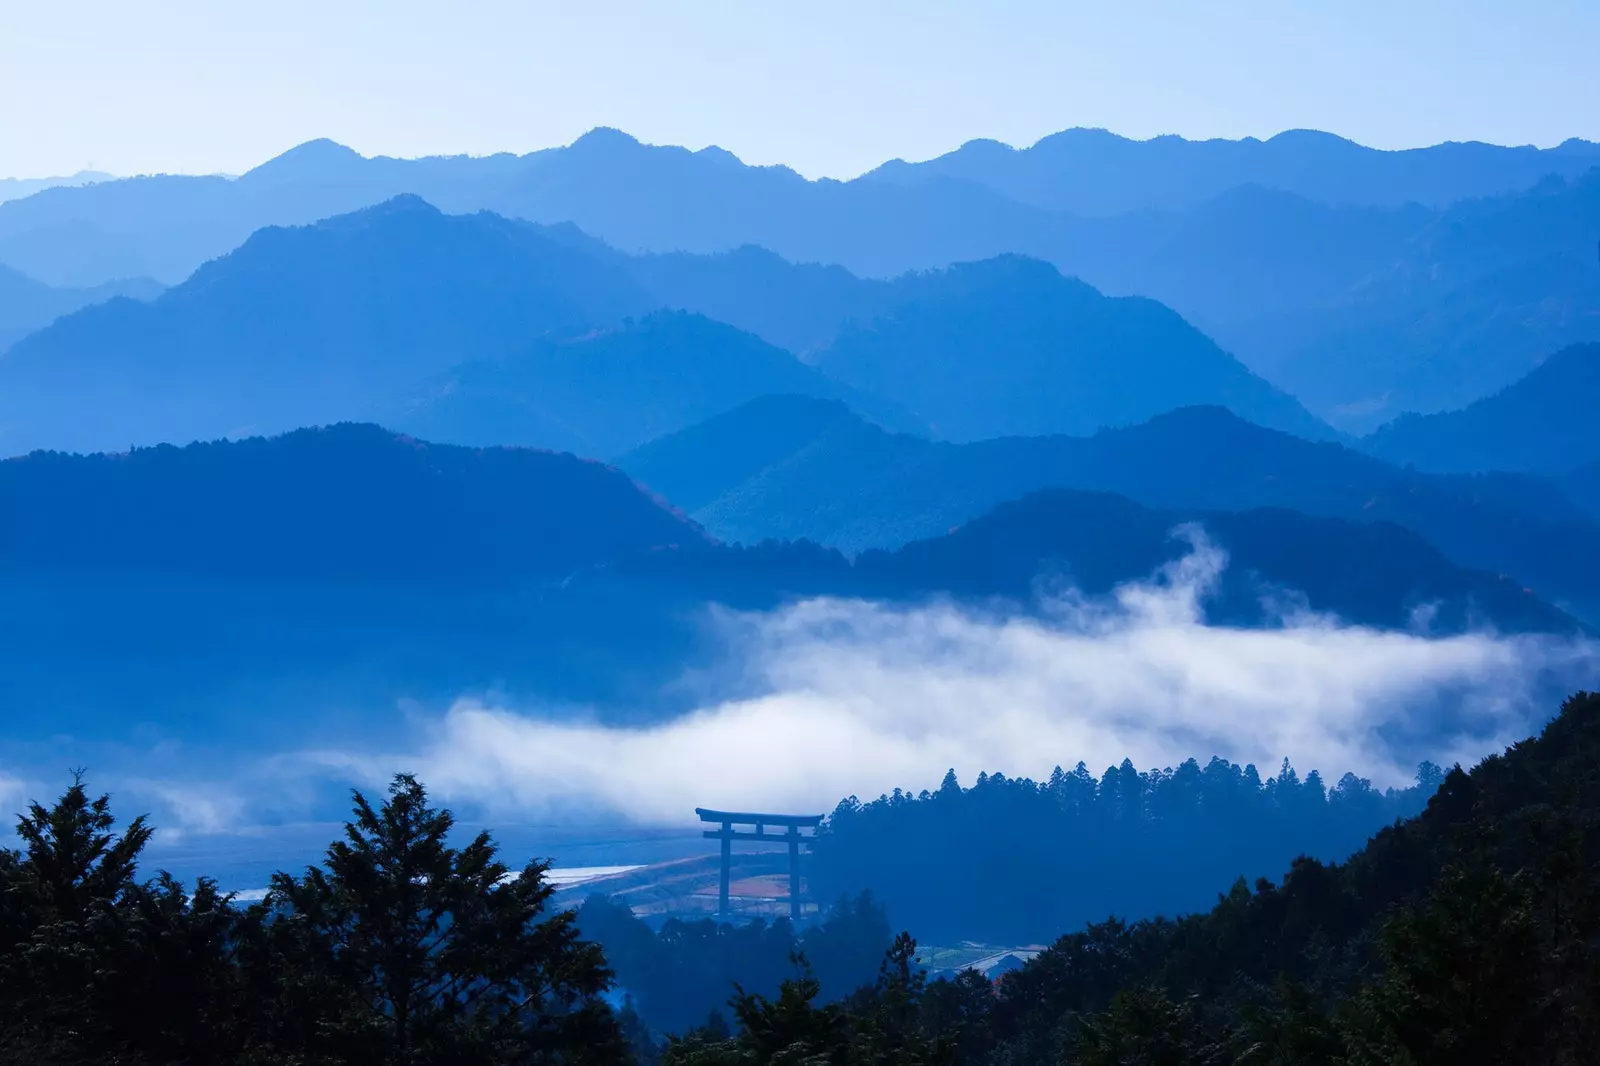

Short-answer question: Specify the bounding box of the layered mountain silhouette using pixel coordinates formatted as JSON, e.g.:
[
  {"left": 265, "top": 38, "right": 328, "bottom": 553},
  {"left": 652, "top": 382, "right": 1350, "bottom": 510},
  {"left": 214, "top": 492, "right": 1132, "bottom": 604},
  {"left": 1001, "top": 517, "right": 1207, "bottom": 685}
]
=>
[
  {"left": 1050, "top": 183, "right": 1433, "bottom": 335},
  {"left": 863, "top": 128, "right": 1600, "bottom": 215},
  {"left": 619, "top": 399, "right": 1600, "bottom": 619},
  {"left": 864, "top": 491, "right": 1579, "bottom": 635},
  {"left": 1221, "top": 171, "right": 1600, "bottom": 426},
  {"left": 0, "top": 263, "right": 161, "bottom": 349},
  {"left": 5, "top": 130, "right": 1598, "bottom": 433},
  {"left": 627, "top": 244, "right": 900, "bottom": 356},
  {"left": 0, "top": 197, "right": 1343, "bottom": 457},
  {"left": 0, "top": 424, "right": 709, "bottom": 742},
  {"left": 0, "top": 170, "right": 114, "bottom": 206},
  {"left": 1362, "top": 343, "right": 1600, "bottom": 474},
  {"left": 389, "top": 310, "right": 918, "bottom": 458},
  {"left": 810, "top": 256, "right": 1331, "bottom": 440},
  {"left": 0, "top": 197, "right": 651, "bottom": 455},
  {"left": 594, "top": 490, "right": 1581, "bottom": 637},
  {"left": 0, "top": 130, "right": 1061, "bottom": 285},
  {"left": 1559, "top": 460, "right": 1600, "bottom": 522},
  {"left": 0, "top": 423, "right": 703, "bottom": 580},
  {"left": 6, "top": 129, "right": 1593, "bottom": 284},
  {"left": 1, "top": 423, "right": 1580, "bottom": 747}
]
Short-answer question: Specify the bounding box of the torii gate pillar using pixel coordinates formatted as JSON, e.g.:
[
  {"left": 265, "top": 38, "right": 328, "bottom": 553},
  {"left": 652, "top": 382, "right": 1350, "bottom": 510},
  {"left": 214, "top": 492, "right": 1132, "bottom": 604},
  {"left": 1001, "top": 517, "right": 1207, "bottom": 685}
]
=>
[{"left": 696, "top": 808, "right": 823, "bottom": 922}]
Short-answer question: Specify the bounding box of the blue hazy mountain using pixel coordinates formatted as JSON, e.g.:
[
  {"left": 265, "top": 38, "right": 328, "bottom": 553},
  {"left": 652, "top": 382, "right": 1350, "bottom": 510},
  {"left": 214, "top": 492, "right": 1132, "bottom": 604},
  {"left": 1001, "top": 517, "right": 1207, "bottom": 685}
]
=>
[
  {"left": 480, "top": 128, "right": 1064, "bottom": 278},
  {"left": 810, "top": 256, "right": 1333, "bottom": 441},
  {"left": 586, "top": 489, "right": 1582, "bottom": 638},
  {"left": 1219, "top": 171, "right": 1600, "bottom": 426},
  {"left": 861, "top": 128, "right": 1600, "bottom": 215},
  {"left": 627, "top": 244, "right": 902, "bottom": 356},
  {"left": 5, "top": 131, "right": 1597, "bottom": 432},
  {"left": 1558, "top": 460, "right": 1600, "bottom": 522},
  {"left": 1, "top": 424, "right": 1578, "bottom": 750},
  {"left": 1362, "top": 344, "right": 1600, "bottom": 474},
  {"left": 0, "top": 422, "right": 703, "bottom": 580},
  {"left": 6, "top": 129, "right": 1591, "bottom": 285},
  {"left": 388, "top": 310, "right": 920, "bottom": 459},
  {"left": 618, "top": 399, "right": 1600, "bottom": 619},
  {"left": 857, "top": 490, "right": 1580, "bottom": 636},
  {"left": 0, "top": 143, "right": 526, "bottom": 285},
  {"left": 0, "top": 262, "right": 161, "bottom": 349},
  {"left": 2, "top": 196, "right": 1336, "bottom": 458},
  {"left": 0, "top": 424, "right": 711, "bottom": 745},
  {"left": 1060, "top": 183, "right": 1432, "bottom": 332},
  {"left": 0, "top": 131, "right": 1061, "bottom": 286},
  {"left": 619, "top": 395, "right": 872, "bottom": 515},
  {"left": 0, "top": 169, "right": 114, "bottom": 204},
  {"left": 0, "top": 196, "right": 651, "bottom": 455}
]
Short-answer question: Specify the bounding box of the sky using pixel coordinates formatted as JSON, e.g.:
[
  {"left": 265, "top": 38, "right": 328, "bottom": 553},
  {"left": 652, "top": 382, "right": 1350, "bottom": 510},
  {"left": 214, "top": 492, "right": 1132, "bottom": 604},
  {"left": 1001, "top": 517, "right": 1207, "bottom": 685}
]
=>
[{"left": 2, "top": 0, "right": 1598, "bottom": 180}]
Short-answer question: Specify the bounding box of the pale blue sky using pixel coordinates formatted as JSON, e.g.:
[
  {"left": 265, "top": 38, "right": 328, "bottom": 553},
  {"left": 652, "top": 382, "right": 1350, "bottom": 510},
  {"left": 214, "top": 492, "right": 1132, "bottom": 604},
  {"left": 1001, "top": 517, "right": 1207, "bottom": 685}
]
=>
[{"left": 3, "top": 0, "right": 1596, "bottom": 180}]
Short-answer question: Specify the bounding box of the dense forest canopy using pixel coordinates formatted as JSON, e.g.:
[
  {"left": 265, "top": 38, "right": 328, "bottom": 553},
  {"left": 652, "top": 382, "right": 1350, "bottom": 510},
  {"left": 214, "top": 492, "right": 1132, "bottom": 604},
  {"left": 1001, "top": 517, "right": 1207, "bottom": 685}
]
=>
[
  {"left": 3, "top": 692, "right": 1598, "bottom": 1062},
  {"left": 811, "top": 756, "right": 1442, "bottom": 943},
  {"left": 659, "top": 691, "right": 1600, "bottom": 1064}
]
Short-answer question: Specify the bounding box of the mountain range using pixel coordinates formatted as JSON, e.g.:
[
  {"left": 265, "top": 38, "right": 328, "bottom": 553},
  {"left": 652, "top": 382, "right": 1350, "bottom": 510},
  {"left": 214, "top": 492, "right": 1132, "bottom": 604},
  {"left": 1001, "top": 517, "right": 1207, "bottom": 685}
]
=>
[
  {"left": 5, "top": 130, "right": 1595, "bottom": 283},
  {"left": 0, "top": 422, "right": 698, "bottom": 581},
  {"left": 619, "top": 398, "right": 1600, "bottom": 620},
  {"left": 862, "top": 128, "right": 1600, "bottom": 215},
  {"left": 388, "top": 310, "right": 917, "bottom": 459},
  {"left": 0, "top": 197, "right": 1329, "bottom": 456},
  {"left": 0, "top": 423, "right": 1579, "bottom": 750},
  {"left": 0, "top": 169, "right": 113, "bottom": 205},
  {"left": 2, "top": 126, "right": 1597, "bottom": 772},
  {"left": 1362, "top": 343, "right": 1600, "bottom": 474},
  {"left": 1223, "top": 170, "right": 1600, "bottom": 425},
  {"left": 3, "top": 130, "right": 1599, "bottom": 431},
  {"left": 810, "top": 255, "right": 1329, "bottom": 441},
  {"left": 0, "top": 197, "right": 650, "bottom": 454},
  {"left": 0, "top": 263, "right": 160, "bottom": 349}
]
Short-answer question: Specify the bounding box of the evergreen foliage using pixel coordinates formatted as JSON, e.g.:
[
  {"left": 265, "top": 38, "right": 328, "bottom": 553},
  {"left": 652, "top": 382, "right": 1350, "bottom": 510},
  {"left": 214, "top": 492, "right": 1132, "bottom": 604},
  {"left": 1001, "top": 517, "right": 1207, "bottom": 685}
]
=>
[
  {"left": 0, "top": 773, "right": 623, "bottom": 1065},
  {"left": 4, "top": 692, "right": 1599, "bottom": 1062},
  {"left": 813, "top": 756, "right": 1440, "bottom": 942}
]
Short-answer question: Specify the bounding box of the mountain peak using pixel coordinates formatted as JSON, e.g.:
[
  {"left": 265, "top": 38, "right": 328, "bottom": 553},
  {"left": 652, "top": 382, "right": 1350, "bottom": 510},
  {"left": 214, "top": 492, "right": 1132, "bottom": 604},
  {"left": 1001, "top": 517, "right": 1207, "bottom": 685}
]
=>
[
  {"left": 363, "top": 192, "right": 441, "bottom": 216},
  {"left": 569, "top": 127, "right": 644, "bottom": 154},
  {"left": 1139, "top": 404, "right": 1256, "bottom": 431},
  {"left": 241, "top": 138, "right": 366, "bottom": 183},
  {"left": 1265, "top": 128, "right": 1360, "bottom": 149}
]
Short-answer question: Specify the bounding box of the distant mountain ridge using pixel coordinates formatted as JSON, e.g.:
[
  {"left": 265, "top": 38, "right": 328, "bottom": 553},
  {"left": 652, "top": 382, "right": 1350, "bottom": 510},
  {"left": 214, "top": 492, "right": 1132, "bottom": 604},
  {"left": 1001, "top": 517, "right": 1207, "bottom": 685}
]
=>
[
  {"left": 0, "top": 422, "right": 705, "bottom": 580},
  {"left": 0, "top": 169, "right": 113, "bottom": 205},
  {"left": 863, "top": 128, "right": 1600, "bottom": 215},
  {"left": 1361, "top": 342, "right": 1600, "bottom": 474},
  {"left": 864, "top": 490, "right": 1579, "bottom": 636},
  {"left": 0, "top": 422, "right": 1580, "bottom": 750},
  {"left": 1224, "top": 171, "right": 1600, "bottom": 426},
  {"left": 0, "top": 197, "right": 1329, "bottom": 457},
  {"left": 4, "top": 130, "right": 1591, "bottom": 284},
  {"left": 0, "top": 197, "right": 653, "bottom": 455},
  {"left": 811, "top": 255, "right": 1332, "bottom": 441},
  {"left": 618, "top": 398, "right": 1600, "bottom": 620},
  {"left": 388, "top": 309, "right": 922, "bottom": 458},
  {"left": 7, "top": 419, "right": 1558, "bottom": 636},
  {"left": 4, "top": 130, "right": 1598, "bottom": 429},
  {"left": 0, "top": 263, "right": 161, "bottom": 349}
]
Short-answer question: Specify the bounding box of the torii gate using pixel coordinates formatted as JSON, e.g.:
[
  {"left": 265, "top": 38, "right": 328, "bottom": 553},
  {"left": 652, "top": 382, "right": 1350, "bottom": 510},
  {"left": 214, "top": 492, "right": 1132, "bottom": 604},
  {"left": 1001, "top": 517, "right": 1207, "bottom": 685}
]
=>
[{"left": 696, "top": 807, "right": 823, "bottom": 922}]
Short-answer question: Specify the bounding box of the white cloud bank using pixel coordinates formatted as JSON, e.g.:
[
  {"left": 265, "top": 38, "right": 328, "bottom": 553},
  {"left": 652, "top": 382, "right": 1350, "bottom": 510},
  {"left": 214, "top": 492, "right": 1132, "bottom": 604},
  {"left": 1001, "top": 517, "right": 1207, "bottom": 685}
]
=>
[{"left": 323, "top": 535, "right": 1599, "bottom": 825}]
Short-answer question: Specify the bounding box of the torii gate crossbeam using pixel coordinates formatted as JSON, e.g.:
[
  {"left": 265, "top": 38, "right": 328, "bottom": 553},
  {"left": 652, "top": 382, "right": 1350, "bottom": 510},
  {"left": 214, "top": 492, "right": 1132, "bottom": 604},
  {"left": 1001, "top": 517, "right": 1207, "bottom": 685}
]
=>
[{"left": 695, "top": 808, "right": 823, "bottom": 922}]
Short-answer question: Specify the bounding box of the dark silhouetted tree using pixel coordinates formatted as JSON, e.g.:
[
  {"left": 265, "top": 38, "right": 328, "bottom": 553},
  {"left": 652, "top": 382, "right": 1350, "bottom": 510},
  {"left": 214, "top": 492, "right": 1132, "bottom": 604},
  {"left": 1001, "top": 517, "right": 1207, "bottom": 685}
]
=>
[{"left": 251, "top": 772, "right": 625, "bottom": 1065}]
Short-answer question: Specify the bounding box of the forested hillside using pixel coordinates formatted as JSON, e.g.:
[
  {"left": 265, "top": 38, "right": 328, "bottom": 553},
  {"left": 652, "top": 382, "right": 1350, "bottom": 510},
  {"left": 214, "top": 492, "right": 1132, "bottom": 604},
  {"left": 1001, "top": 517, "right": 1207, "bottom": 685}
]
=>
[
  {"left": 6, "top": 690, "right": 1596, "bottom": 1064},
  {"left": 661, "top": 691, "right": 1600, "bottom": 1064}
]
